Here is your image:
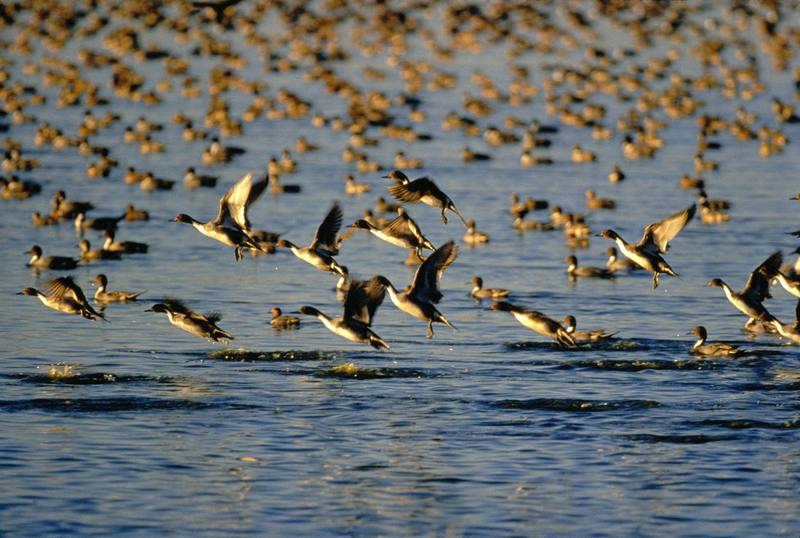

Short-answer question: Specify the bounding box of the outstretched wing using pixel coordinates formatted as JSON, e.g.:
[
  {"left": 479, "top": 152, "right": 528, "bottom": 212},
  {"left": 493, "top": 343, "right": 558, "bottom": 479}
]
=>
[
  {"left": 214, "top": 173, "right": 268, "bottom": 231},
  {"left": 203, "top": 312, "right": 223, "bottom": 324},
  {"left": 47, "top": 276, "right": 88, "bottom": 304},
  {"left": 410, "top": 240, "right": 458, "bottom": 303},
  {"left": 639, "top": 204, "right": 696, "bottom": 254},
  {"left": 310, "top": 202, "right": 343, "bottom": 254},
  {"left": 382, "top": 212, "right": 417, "bottom": 243},
  {"left": 742, "top": 251, "right": 782, "bottom": 303},
  {"left": 162, "top": 297, "right": 193, "bottom": 315},
  {"left": 388, "top": 177, "right": 440, "bottom": 203},
  {"left": 343, "top": 277, "right": 386, "bottom": 326}
]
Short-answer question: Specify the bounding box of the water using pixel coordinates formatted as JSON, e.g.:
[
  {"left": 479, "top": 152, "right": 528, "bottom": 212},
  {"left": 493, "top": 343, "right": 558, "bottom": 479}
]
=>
[{"left": 2, "top": 2, "right": 800, "bottom": 535}]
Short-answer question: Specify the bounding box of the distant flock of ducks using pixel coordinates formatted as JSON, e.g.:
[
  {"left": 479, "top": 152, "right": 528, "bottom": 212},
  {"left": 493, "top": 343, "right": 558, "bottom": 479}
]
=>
[{"left": 4, "top": 0, "right": 800, "bottom": 359}]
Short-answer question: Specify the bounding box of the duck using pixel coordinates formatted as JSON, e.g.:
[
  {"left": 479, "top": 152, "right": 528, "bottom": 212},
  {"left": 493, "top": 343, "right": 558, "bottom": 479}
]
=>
[
  {"left": 270, "top": 307, "right": 300, "bottom": 329},
  {"left": 490, "top": 301, "right": 576, "bottom": 347},
  {"left": 461, "top": 146, "right": 491, "bottom": 162},
  {"left": 375, "top": 241, "right": 458, "bottom": 338},
  {"left": 469, "top": 277, "right": 509, "bottom": 300},
  {"left": 269, "top": 173, "right": 302, "bottom": 194},
  {"left": 384, "top": 170, "right": 466, "bottom": 225},
  {"left": 18, "top": 276, "right": 104, "bottom": 320},
  {"left": 173, "top": 172, "right": 267, "bottom": 260},
  {"left": 678, "top": 174, "right": 704, "bottom": 190},
  {"left": 102, "top": 230, "right": 148, "bottom": 254},
  {"left": 769, "top": 299, "right": 800, "bottom": 344},
  {"left": 707, "top": 251, "right": 782, "bottom": 324},
  {"left": 147, "top": 298, "right": 233, "bottom": 343},
  {"left": 606, "top": 247, "right": 640, "bottom": 272},
  {"left": 201, "top": 137, "right": 245, "bottom": 165},
  {"left": 608, "top": 163, "right": 625, "bottom": 183},
  {"left": 565, "top": 255, "right": 616, "bottom": 279},
  {"left": 92, "top": 274, "right": 144, "bottom": 303},
  {"left": 344, "top": 207, "right": 435, "bottom": 260},
  {"left": 598, "top": 204, "right": 696, "bottom": 289},
  {"left": 51, "top": 190, "right": 94, "bottom": 220},
  {"left": 374, "top": 196, "right": 401, "bottom": 214},
  {"left": 585, "top": 189, "right": 616, "bottom": 210},
  {"left": 298, "top": 276, "right": 389, "bottom": 349},
  {"left": 562, "top": 315, "right": 616, "bottom": 342},
  {"left": 79, "top": 239, "right": 123, "bottom": 262},
  {"left": 689, "top": 326, "right": 743, "bottom": 357},
  {"left": 1, "top": 176, "right": 41, "bottom": 199},
  {"left": 294, "top": 136, "right": 318, "bottom": 153},
  {"left": 75, "top": 212, "right": 123, "bottom": 235},
  {"left": 344, "top": 174, "right": 371, "bottom": 195},
  {"left": 277, "top": 202, "right": 347, "bottom": 277},
  {"left": 123, "top": 204, "right": 149, "bottom": 222},
  {"left": 183, "top": 167, "right": 218, "bottom": 189},
  {"left": 140, "top": 172, "right": 175, "bottom": 191},
  {"left": 463, "top": 219, "right": 490, "bottom": 245},
  {"left": 26, "top": 245, "right": 79, "bottom": 270},
  {"left": 31, "top": 212, "right": 58, "bottom": 227}
]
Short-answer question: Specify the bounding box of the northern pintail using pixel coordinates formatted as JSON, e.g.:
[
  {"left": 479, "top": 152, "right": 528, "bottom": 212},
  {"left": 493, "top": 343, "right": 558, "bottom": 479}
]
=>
[
  {"left": 598, "top": 204, "right": 696, "bottom": 288},
  {"left": 123, "top": 204, "right": 149, "bottom": 222},
  {"left": 103, "top": 230, "right": 148, "bottom": 254},
  {"left": 773, "top": 269, "right": 800, "bottom": 299},
  {"left": 608, "top": 163, "right": 625, "bottom": 183},
  {"left": 1, "top": 176, "right": 41, "bottom": 199},
  {"left": 585, "top": 189, "right": 616, "bottom": 210},
  {"left": 689, "top": 326, "right": 743, "bottom": 357},
  {"left": 469, "top": 277, "right": 509, "bottom": 300},
  {"left": 345, "top": 207, "right": 434, "bottom": 260},
  {"left": 374, "top": 196, "right": 400, "bottom": 214},
  {"left": 92, "top": 274, "right": 144, "bottom": 303},
  {"left": 51, "top": 190, "right": 93, "bottom": 220},
  {"left": 31, "top": 212, "right": 58, "bottom": 227},
  {"left": 277, "top": 202, "right": 347, "bottom": 277},
  {"left": 79, "top": 239, "right": 122, "bottom": 262},
  {"left": 26, "top": 245, "right": 78, "bottom": 270},
  {"left": 173, "top": 172, "right": 267, "bottom": 260},
  {"left": 769, "top": 299, "right": 800, "bottom": 344},
  {"left": 75, "top": 212, "right": 123, "bottom": 235},
  {"left": 562, "top": 315, "right": 616, "bottom": 342},
  {"left": 376, "top": 240, "right": 458, "bottom": 338},
  {"left": 147, "top": 298, "right": 233, "bottom": 343},
  {"left": 463, "top": 219, "right": 490, "bottom": 245},
  {"left": 708, "top": 251, "right": 782, "bottom": 323},
  {"left": 183, "top": 167, "right": 218, "bottom": 189},
  {"left": 18, "top": 276, "right": 104, "bottom": 320},
  {"left": 270, "top": 307, "right": 300, "bottom": 329},
  {"left": 565, "top": 255, "right": 615, "bottom": 279},
  {"left": 384, "top": 170, "right": 467, "bottom": 225},
  {"left": 490, "top": 302, "right": 576, "bottom": 347},
  {"left": 298, "top": 276, "right": 389, "bottom": 349},
  {"left": 344, "top": 174, "right": 371, "bottom": 195},
  {"left": 606, "top": 247, "right": 640, "bottom": 272}
]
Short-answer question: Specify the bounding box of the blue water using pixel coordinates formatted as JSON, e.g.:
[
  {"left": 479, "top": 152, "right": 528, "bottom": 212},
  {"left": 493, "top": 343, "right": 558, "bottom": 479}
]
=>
[{"left": 1, "top": 2, "right": 800, "bottom": 536}]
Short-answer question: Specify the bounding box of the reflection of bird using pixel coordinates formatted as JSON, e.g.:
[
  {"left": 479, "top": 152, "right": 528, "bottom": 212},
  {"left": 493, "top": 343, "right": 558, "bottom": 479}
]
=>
[
  {"left": 688, "top": 326, "right": 742, "bottom": 357},
  {"left": 384, "top": 170, "right": 466, "bottom": 225},
  {"left": 298, "top": 277, "right": 389, "bottom": 349},
  {"left": 490, "top": 302, "right": 575, "bottom": 347},
  {"left": 277, "top": 202, "right": 347, "bottom": 276},
  {"left": 377, "top": 241, "right": 458, "bottom": 338},
  {"left": 147, "top": 298, "right": 232, "bottom": 343},
  {"left": 173, "top": 172, "right": 267, "bottom": 260},
  {"left": 708, "top": 251, "right": 782, "bottom": 324},
  {"left": 598, "top": 204, "right": 696, "bottom": 289}
]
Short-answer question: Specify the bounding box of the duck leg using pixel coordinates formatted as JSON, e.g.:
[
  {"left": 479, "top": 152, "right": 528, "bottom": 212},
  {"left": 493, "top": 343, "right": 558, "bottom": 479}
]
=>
[
  {"left": 652, "top": 272, "right": 660, "bottom": 289},
  {"left": 439, "top": 208, "right": 448, "bottom": 225},
  {"left": 426, "top": 320, "right": 434, "bottom": 338},
  {"left": 234, "top": 246, "right": 243, "bottom": 261}
]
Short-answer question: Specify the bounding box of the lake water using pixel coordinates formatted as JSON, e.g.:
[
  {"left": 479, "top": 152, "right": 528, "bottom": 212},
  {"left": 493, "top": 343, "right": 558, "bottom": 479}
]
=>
[{"left": 1, "top": 2, "right": 799, "bottom": 536}]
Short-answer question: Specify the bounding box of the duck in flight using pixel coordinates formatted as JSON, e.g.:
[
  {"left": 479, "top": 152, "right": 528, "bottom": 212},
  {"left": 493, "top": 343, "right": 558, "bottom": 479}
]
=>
[
  {"left": 598, "top": 204, "right": 696, "bottom": 289},
  {"left": 172, "top": 172, "right": 267, "bottom": 260},
  {"left": 18, "top": 276, "right": 105, "bottom": 320},
  {"left": 375, "top": 241, "right": 458, "bottom": 338},
  {"left": 490, "top": 302, "right": 576, "bottom": 347},
  {"left": 298, "top": 276, "right": 389, "bottom": 349},
  {"left": 707, "top": 251, "right": 782, "bottom": 324},
  {"left": 147, "top": 298, "right": 233, "bottom": 343},
  {"left": 343, "top": 207, "right": 434, "bottom": 260},
  {"left": 384, "top": 170, "right": 467, "bottom": 226},
  {"left": 277, "top": 202, "right": 347, "bottom": 277}
]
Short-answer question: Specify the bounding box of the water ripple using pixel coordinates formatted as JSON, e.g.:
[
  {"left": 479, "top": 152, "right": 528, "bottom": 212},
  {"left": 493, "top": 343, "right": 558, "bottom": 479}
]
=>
[
  {"left": 0, "top": 397, "right": 259, "bottom": 413},
  {"left": 492, "top": 398, "right": 661, "bottom": 412}
]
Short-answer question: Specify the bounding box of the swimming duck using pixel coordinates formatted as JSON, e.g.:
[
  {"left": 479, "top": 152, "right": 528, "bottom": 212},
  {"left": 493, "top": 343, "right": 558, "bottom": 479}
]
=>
[
  {"left": 469, "top": 277, "right": 509, "bottom": 300},
  {"left": 344, "top": 174, "right": 371, "bottom": 195},
  {"left": 374, "top": 196, "right": 400, "bottom": 214},
  {"left": 75, "top": 212, "right": 123, "bottom": 235},
  {"left": 31, "top": 212, "right": 58, "bottom": 227},
  {"left": 173, "top": 172, "right": 267, "bottom": 260},
  {"left": 345, "top": 207, "right": 435, "bottom": 260},
  {"left": 608, "top": 163, "right": 625, "bottom": 183},
  {"left": 18, "top": 276, "right": 104, "bottom": 320},
  {"left": 463, "top": 219, "right": 490, "bottom": 245},
  {"left": 294, "top": 136, "right": 318, "bottom": 153},
  {"left": 201, "top": 137, "right": 245, "bottom": 165},
  {"left": 707, "top": 251, "right": 782, "bottom": 324},
  {"left": 270, "top": 307, "right": 300, "bottom": 329},
  {"left": 689, "top": 326, "right": 742, "bottom": 357},
  {"left": 606, "top": 247, "right": 640, "bottom": 272},
  {"left": 52, "top": 190, "right": 94, "bottom": 220},
  {"left": 376, "top": 241, "right": 458, "bottom": 338},
  {"left": 123, "top": 204, "right": 149, "bottom": 222},
  {"left": 298, "top": 276, "right": 389, "bottom": 349},
  {"left": 385, "top": 170, "right": 466, "bottom": 225},
  {"left": 140, "top": 172, "right": 175, "bottom": 191},
  {"left": 1, "top": 176, "right": 41, "bottom": 199},
  {"left": 598, "top": 204, "right": 696, "bottom": 289},
  {"left": 26, "top": 245, "right": 78, "bottom": 270},
  {"left": 102, "top": 230, "right": 148, "bottom": 254},
  {"left": 277, "top": 202, "right": 347, "bottom": 277},
  {"left": 147, "top": 298, "right": 233, "bottom": 343},
  {"left": 490, "top": 302, "right": 576, "bottom": 347},
  {"left": 92, "top": 274, "right": 143, "bottom": 303},
  {"left": 565, "top": 255, "right": 616, "bottom": 279},
  {"left": 79, "top": 239, "right": 123, "bottom": 262},
  {"left": 585, "top": 189, "right": 616, "bottom": 210},
  {"left": 269, "top": 173, "right": 302, "bottom": 194},
  {"left": 183, "top": 167, "right": 218, "bottom": 189},
  {"left": 461, "top": 146, "right": 491, "bottom": 162},
  {"left": 562, "top": 315, "right": 616, "bottom": 342}
]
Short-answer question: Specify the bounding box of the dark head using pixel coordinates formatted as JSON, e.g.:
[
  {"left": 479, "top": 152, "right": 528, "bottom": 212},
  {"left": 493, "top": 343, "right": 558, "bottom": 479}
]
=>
[
  {"left": 690, "top": 326, "right": 707, "bottom": 339},
  {"left": 103, "top": 229, "right": 115, "bottom": 240},
  {"left": 565, "top": 255, "right": 578, "bottom": 266},
  {"left": 79, "top": 239, "right": 91, "bottom": 251},
  {"left": 298, "top": 306, "right": 321, "bottom": 317},
  {"left": 186, "top": 166, "right": 195, "bottom": 173},
  {"left": 490, "top": 301, "right": 514, "bottom": 312},
  {"left": 707, "top": 278, "right": 724, "bottom": 288},
  {"left": 606, "top": 247, "right": 617, "bottom": 256},
  {"left": 382, "top": 170, "right": 409, "bottom": 182},
  {"left": 28, "top": 245, "right": 42, "bottom": 257},
  {"left": 18, "top": 288, "right": 38, "bottom": 296},
  {"left": 374, "top": 275, "right": 392, "bottom": 288},
  {"left": 276, "top": 239, "right": 293, "bottom": 249},
  {"left": 146, "top": 303, "right": 169, "bottom": 314},
  {"left": 350, "top": 219, "right": 371, "bottom": 230},
  {"left": 597, "top": 229, "right": 619, "bottom": 240},
  {"left": 344, "top": 174, "right": 354, "bottom": 182},
  {"left": 271, "top": 307, "right": 282, "bottom": 317},
  {"left": 470, "top": 276, "right": 483, "bottom": 287},
  {"left": 172, "top": 214, "right": 193, "bottom": 224},
  {"left": 94, "top": 274, "right": 108, "bottom": 286},
  {"left": 562, "top": 315, "right": 576, "bottom": 331},
  {"left": 54, "top": 190, "right": 66, "bottom": 201}
]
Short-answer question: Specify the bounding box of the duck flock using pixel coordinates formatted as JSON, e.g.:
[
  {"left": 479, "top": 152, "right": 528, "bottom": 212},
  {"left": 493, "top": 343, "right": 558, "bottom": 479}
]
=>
[{"left": 3, "top": 0, "right": 800, "bottom": 360}]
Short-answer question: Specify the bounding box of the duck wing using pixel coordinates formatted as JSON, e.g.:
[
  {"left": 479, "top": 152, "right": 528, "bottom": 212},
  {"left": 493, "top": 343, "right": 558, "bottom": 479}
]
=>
[
  {"left": 382, "top": 212, "right": 417, "bottom": 243},
  {"left": 388, "top": 177, "right": 442, "bottom": 203},
  {"left": 162, "top": 297, "right": 194, "bottom": 316},
  {"left": 343, "top": 277, "right": 386, "bottom": 326},
  {"left": 742, "top": 251, "right": 782, "bottom": 303},
  {"left": 47, "top": 276, "right": 89, "bottom": 304},
  {"left": 638, "top": 203, "right": 696, "bottom": 254},
  {"left": 310, "top": 202, "right": 343, "bottom": 254},
  {"left": 214, "top": 172, "right": 268, "bottom": 231},
  {"left": 409, "top": 240, "right": 458, "bottom": 304}
]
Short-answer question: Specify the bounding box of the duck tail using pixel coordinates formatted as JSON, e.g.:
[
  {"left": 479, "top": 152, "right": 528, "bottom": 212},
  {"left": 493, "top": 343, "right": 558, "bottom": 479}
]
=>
[
  {"left": 437, "top": 313, "right": 456, "bottom": 330},
  {"left": 369, "top": 335, "right": 390, "bottom": 350},
  {"left": 450, "top": 205, "right": 468, "bottom": 227}
]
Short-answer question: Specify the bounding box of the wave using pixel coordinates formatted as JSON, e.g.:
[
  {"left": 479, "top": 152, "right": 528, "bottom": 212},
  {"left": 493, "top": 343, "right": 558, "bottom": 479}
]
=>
[{"left": 492, "top": 398, "right": 661, "bottom": 412}]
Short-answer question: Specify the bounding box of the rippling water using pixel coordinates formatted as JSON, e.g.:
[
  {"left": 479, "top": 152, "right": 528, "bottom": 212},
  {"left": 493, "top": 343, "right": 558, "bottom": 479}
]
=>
[{"left": 2, "top": 2, "right": 800, "bottom": 536}]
